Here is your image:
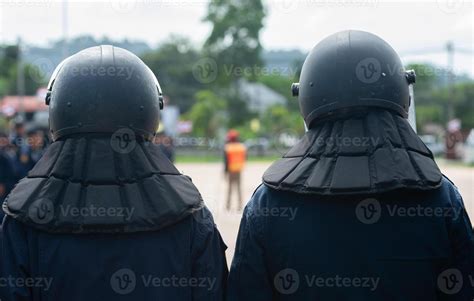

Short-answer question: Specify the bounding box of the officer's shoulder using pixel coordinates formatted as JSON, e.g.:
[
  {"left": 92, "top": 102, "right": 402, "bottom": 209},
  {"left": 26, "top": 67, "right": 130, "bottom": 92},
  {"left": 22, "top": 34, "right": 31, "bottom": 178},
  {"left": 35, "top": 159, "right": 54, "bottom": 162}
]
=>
[
  {"left": 1, "top": 215, "right": 30, "bottom": 236},
  {"left": 246, "top": 183, "right": 286, "bottom": 211},
  {"left": 439, "top": 175, "right": 465, "bottom": 207},
  {"left": 191, "top": 206, "right": 217, "bottom": 235},
  {"left": 190, "top": 206, "right": 227, "bottom": 251},
  {"left": 249, "top": 184, "right": 271, "bottom": 203},
  {"left": 441, "top": 174, "right": 457, "bottom": 187},
  {"left": 440, "top": 174, "right": 459, "bottom": 193}
]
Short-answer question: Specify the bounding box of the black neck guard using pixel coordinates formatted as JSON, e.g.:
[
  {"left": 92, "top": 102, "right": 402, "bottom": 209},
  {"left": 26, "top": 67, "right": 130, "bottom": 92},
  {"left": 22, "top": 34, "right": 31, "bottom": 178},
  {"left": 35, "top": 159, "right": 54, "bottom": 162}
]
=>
[
  {"left": 263, "top": 110, "right": 442, "bottom": 195},
  {"left": 2, "top": 136, "right": 203, "bottom": 233}
]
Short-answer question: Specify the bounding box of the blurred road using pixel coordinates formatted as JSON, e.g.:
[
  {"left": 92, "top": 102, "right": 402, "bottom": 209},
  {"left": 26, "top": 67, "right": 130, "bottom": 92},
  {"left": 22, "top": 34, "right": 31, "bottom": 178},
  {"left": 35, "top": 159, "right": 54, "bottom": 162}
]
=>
[{"left": 176, "top": 161, "right": 474, "bottom": 265}]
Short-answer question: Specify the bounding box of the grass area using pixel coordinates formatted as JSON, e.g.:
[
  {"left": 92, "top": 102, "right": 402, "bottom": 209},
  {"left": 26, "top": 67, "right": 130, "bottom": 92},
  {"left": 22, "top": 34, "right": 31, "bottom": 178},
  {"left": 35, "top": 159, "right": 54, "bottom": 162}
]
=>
[
  {"left": 175, "top": 154, "right": 281, "bottom": 163},
  {"left": 435, "top": 157, "right": 474, "bottom": 168},
  {"left": 176, "top": 155, "right": 474, "bottom": 167}
]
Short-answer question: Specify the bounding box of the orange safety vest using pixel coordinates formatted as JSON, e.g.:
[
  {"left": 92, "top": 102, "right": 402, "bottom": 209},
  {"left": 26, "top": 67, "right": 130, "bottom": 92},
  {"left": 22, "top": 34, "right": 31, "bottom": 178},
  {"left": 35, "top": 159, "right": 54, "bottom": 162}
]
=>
[{"left": 225, "top": 142, "right": 247, "bottom": 173}]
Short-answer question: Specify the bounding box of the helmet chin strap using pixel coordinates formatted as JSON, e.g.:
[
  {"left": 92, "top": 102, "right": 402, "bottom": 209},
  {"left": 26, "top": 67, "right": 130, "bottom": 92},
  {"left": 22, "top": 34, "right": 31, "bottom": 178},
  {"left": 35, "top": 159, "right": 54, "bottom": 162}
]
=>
[{"left": 408, "top": 85, "right": 417, "bottom": 133}]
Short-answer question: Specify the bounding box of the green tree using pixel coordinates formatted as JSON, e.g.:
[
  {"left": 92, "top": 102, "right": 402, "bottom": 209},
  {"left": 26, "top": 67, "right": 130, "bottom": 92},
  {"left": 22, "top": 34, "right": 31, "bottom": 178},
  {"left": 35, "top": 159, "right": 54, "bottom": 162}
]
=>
[
  {"left": 415, "top": 105, "right": 444, "bottom": 129},
  {"left": 0, "top": 45, "right": 45, "bottom": 97},
  {"left": 203, "top": 0, "right": 265, "bottom": 83},
  {"left": 0, "top": 46, "right": 19, "bottom": 77},
  {"left": 432, "top": 82, "right": 474, "bottom": 129},
  {"left": 202, "top": 0, "right": 266, "bottom": 129},
  {"left": 406, "top": 63, "right": 474, "bottom": 130},
  {"left": 204, "top": 0, "right": 265, "bottom": 84},
  {"left": 186, "top": 90, "right": 227, "bottom": 138},
  {"left": 257, "top": 74, "right": 300, "bottom": 111},
  {"left": 8, "top": 64, "right": 46, "bottom": 95},
  {"left": 407, "top": 63, "right": 449, "bottom": 130},
  {"left": 261, "top": 104, "right": 305, "bottom": 136},
  {"left": 406, "top": 63, "right": 439, "bottom": 96},
  {"left": 141, "top": 36, "right": 203, "bottom": 113}
]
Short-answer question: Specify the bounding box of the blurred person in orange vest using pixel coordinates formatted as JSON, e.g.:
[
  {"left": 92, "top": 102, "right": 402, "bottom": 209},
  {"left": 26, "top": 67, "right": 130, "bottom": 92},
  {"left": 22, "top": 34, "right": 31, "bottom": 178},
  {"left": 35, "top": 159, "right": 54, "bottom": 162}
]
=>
[{"left": 224, "top": 129, "right": 247, "bottom": 211}]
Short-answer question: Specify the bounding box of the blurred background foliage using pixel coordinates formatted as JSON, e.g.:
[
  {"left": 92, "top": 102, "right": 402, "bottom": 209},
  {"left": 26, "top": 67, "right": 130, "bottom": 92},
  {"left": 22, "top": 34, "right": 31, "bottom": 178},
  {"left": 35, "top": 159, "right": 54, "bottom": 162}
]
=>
[{"left": 0, "top": 0, "right": 472, "bottom": 141}]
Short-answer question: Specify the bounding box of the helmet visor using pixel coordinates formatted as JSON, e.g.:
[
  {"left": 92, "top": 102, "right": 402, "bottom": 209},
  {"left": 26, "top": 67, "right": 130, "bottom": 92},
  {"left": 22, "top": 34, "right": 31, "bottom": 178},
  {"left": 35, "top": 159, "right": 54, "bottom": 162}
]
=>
[{"left": 408, "top": 85, "right": 417, "bottom": 133}]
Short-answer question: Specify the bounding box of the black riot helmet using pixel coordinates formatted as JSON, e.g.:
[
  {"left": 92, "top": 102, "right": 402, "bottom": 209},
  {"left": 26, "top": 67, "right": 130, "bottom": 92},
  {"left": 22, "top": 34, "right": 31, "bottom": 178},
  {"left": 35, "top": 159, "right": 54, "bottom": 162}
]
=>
[
  {"left": 46, "top": 45, "right": 164, "bottom": 141},
  {"left": 292, "top": 30, "right": 416, "bottom": 128}
]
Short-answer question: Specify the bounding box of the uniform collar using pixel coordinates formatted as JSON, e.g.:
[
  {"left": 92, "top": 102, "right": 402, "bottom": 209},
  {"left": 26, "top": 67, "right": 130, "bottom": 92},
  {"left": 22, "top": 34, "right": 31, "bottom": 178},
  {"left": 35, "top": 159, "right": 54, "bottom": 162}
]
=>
[
  {"left": 3, "top": 136, "right": 203, "bottom": 233},
  {"left": 263, "top": 110, "right": 442, "bottom": 195}
]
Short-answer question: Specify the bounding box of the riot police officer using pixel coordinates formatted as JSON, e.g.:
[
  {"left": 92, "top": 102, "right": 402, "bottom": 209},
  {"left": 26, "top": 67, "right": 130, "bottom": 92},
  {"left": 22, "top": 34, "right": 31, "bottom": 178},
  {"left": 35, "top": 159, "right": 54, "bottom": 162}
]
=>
[
  {"left": 227, "top": 30, "right": 473, "bottom": 300},
  {"left": 1, "top": 45, "right": 228, "bottom": 301}
]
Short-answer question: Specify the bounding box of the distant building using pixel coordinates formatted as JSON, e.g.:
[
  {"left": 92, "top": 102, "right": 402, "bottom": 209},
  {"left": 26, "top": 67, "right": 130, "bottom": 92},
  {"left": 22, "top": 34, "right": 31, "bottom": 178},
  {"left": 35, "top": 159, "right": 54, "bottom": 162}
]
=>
[
  {"left": 0, "top": 95, "right": 48, "bottom": 117},
  {"left": 237, "top": 79, "right": 287, "bottom": 114},
  {"left": 464, "top": 129, "right": 474, "bottom": 164},
  {"left": 0, "top": 91, "right": 49, "bottom": 128}
]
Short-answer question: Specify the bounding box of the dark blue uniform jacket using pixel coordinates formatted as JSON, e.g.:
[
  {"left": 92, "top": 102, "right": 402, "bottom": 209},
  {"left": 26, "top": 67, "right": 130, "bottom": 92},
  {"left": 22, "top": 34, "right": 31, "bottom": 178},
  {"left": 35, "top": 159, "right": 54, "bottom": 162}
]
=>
[
  {"left": 228, "top": 177, "right": 474, "bottom": 300},
  {"left": 0, "top": 208, "right": 227, "bottom": 301}
]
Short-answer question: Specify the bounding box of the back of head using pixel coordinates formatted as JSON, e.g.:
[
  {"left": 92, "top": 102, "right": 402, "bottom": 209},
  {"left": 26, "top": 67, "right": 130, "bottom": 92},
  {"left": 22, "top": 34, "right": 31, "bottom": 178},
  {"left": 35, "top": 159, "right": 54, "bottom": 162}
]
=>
[
  {"left": 264, "top": 30, "right": 441, "bottom": 196},
  {"left": 292, "top": 30, "right": 415, "bottom": 128},
  {"left": 3, "top": 45, "right": 204, "bottom": 234},
  {"left": 46, "top": 45, "right": 163, "bottom": 141}
]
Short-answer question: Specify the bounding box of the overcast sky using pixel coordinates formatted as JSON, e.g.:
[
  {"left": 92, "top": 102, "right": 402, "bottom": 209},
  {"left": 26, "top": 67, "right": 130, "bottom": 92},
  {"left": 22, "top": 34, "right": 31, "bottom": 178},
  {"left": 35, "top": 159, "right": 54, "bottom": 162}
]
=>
[{"left": 0, "top": 0, "right": 472, "bottom": 75}]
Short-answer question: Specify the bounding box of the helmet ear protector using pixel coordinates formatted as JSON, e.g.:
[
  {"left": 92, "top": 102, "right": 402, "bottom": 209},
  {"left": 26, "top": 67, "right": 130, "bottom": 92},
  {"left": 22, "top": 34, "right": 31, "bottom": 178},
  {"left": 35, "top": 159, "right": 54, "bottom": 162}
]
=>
[
  {"left": 291, "top": 69, "right": 416, "bottom": 97},
  {"left": 291, "top": 82, "right": 300, "bottom": 97},
  {"left": 291, "top": 30, "right": 417, "bottom": 128},
  {"left": 292, "top": 68, "right": 417, "bottom": 131},
  {"left": 45, "top": 57, "right": 69, "bottom": 106},
  {"left": 145, "top": 65, "right": 164, "bottom": 110},
  {"left": 45, "top": 60, "right": 164, "bottom": 110},
  {"left": 45, "top": 45, "right": 163, "bottom": 141}
]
